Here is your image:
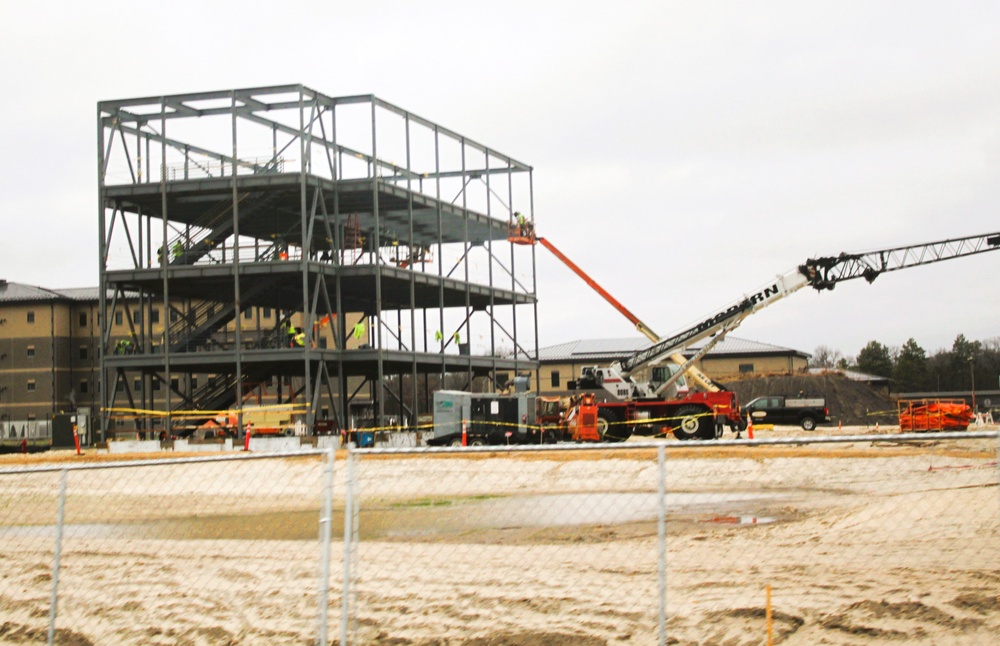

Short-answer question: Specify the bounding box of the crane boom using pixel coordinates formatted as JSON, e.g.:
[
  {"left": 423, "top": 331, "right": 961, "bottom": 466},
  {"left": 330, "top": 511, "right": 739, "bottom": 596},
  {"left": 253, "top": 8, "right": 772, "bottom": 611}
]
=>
[
  {"left": 621, "top": 231, "right": 1000, "bottom": 377},
  {"left": 800, "top": 232, "right": 1000, "bottom": 289},
  {"left": 620, "top": 269, "right": 807, "bottom": 375}
]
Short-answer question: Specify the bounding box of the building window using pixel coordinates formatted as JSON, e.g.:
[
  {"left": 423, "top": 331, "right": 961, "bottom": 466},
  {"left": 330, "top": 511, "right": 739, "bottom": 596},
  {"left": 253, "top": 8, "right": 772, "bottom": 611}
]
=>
[
  {"left": 79, "top": 346, "right": 88, "bottom": 360},
  {"left": 262, "top": 307, "right": 272, "bottom": 319},
  {"left": 133, "top": 378, "right": 142, "bottom": 393},
  {"left": 191, "top": 377, "right": 198, "bottom": 390},
  {"left": 79, "top": 312, "right": 87, "bottom": 327},
  {"left": 80, "top": 380, "right": 89, "bottom": 394},
  {"left": 27, "top": 311, "right": 35, "bottom": 324},
  {"left": 321, "top": 407, "right": 329, "bottom": 419},
  {"left": 26, "top": 345, "right": 35, "bottom": 358},
  {"left": 152, "top": 379, "right": 160, "bottom": 391},
  {"left": 170, "top": 310, "right": 179, "bottom": 323},
  {"left": 115, "top": 311, "right": 123, "bottom": 326},
  {"left": 319, "top": 337, "right": 328, "bottom": 349},
  {"left": 243, "top": 309, "right": 253, "bottom": 320},
  {"left": 151, "top": 309, "right": 160, "bottom": 324},
  {"left": 133, "top": 311, "right": 143, "bottom": 325},
  {"left": 496, "top": 372, "right": 510, "bottom": 389},
  {"left": 550, "top": 371, "right": 560, "bottom": 388},
  {"left": 738, "top": 363, "right": 755, "bottom": 374},
  {"left": 27, "top": 379, "right": 36, "bottom": 392},
  {"left": 171, "top": 377, "right": 179, "bottom": 390}
]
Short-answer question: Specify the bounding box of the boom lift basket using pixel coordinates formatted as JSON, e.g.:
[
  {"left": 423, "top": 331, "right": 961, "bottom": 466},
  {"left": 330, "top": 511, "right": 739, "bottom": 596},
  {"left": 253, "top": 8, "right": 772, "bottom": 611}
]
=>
[{"left": 507, "top": 216, "right": 536, "bottom": 245}]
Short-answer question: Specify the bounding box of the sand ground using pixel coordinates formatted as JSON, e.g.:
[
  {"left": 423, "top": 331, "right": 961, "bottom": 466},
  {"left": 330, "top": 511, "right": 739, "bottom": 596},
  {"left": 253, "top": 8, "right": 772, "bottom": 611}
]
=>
[{"left": 0, "top": 426, "right": 996, "bottom": 645}]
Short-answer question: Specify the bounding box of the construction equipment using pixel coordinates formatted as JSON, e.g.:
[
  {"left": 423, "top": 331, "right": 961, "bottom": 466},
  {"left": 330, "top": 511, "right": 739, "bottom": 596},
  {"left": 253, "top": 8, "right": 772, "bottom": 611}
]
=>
[
  {"left": 202, "top": 405, "right": 304, "bottom": 437},
  {"left": 513, "top": 220, "right": 1000, "bottom": 441},
  {"left": 428, "top": 390, "right": 538, "bottom": 446},
  {"left": 511, "top": 221, "right": 745, "bottom": 439},
  {"left": 616, "top": 230, "right": 1000, "bottom": 395}
]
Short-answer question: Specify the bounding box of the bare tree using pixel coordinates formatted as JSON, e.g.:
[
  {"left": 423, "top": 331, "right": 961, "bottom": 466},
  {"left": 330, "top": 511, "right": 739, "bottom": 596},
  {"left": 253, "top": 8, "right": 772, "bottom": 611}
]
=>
[{"left": 809, "top": 345, "right": 844, "bottom": 368}]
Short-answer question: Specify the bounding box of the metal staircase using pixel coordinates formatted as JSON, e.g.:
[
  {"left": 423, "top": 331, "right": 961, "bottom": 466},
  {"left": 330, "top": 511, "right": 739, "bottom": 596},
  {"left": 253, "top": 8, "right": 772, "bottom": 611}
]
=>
[
  {"left": 168, "top": 277, "right": 282, "bottom": 353},
  {"left": 167, "top": 190, "right": 284, "bottom": 266}
]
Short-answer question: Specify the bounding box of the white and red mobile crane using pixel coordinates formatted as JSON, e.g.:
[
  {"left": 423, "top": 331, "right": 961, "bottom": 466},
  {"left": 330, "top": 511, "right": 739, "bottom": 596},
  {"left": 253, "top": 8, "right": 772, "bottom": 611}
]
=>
[
  {"left": 521, "top": 231, "right": 745, "bottom": 440},
  {"left": 512, "top": 219, "right": 1000, "bottom": 441}
]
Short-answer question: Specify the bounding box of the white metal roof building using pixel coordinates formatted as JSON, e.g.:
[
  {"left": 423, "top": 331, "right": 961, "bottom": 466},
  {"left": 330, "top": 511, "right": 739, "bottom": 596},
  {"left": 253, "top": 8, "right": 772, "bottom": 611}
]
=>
[{"left": 535, "top": 336, "right": 808, "bottom": 363}]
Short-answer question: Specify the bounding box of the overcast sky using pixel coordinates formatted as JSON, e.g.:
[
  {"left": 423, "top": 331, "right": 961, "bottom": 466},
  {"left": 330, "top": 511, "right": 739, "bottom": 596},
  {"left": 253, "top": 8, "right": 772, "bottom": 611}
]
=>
[{"left": 1, "top": 1, "right": 997, "bottom": 360}]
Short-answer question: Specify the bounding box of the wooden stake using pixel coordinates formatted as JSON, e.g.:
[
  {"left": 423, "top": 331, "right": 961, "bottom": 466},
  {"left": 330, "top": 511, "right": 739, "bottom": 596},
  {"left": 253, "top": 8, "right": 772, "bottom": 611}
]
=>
[{"left": 766, "top": 584, "right": 773, "bottom": 646}]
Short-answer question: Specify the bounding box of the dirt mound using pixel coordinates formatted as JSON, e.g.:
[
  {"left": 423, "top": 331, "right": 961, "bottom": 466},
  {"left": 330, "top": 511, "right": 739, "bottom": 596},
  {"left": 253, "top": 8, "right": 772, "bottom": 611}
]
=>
[{"left": 719, "top": 372, "right": 896, "bottom": 426}]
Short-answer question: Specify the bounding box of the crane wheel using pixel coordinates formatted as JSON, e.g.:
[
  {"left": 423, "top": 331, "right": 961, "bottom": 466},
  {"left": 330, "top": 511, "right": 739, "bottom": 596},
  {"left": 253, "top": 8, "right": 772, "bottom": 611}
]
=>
[{"left": 672, "top": 405, "right": 714, "bottom": 441}]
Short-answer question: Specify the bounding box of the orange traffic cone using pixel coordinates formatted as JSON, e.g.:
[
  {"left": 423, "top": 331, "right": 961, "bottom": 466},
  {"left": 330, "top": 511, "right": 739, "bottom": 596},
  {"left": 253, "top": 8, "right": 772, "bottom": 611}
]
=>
[{"left": 746, "top": 414, "right": 754, "bottom": 440}]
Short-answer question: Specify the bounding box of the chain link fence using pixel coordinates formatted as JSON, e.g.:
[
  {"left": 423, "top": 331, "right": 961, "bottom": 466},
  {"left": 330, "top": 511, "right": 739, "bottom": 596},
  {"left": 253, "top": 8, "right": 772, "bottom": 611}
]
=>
[
  {"left": 1, "top": 432, "right": 997, "bottom": 645},
  {"left": 341, "top": 432, "right": 1000, "bottom": 645},
  {"left": 0, "top": 450, "right": 337, "bottom": 645}
]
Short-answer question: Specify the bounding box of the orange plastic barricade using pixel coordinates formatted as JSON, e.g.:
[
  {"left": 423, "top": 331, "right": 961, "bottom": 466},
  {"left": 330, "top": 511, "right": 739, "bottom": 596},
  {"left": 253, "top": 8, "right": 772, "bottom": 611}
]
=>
[{"left": 898, "top": 399, "right": 973, "bottom": 431}]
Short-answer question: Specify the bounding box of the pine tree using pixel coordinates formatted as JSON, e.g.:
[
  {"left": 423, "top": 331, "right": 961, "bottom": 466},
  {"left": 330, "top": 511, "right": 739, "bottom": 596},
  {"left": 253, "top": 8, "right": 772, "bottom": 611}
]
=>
[
  {"left": 893, "top": 338, "right": 929, "bottom": 391},
  {"left": 950, "top": 334, "right": 982, "bottom": 391},
  {"left": 856, "top": 340, "right": 893, "bottom": 378}
]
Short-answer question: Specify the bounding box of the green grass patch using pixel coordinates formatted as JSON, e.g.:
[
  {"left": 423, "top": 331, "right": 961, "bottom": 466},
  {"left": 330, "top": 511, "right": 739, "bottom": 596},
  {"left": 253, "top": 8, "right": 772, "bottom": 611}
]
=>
[{"left": 390, "top": 494, "right": 503, "bottom": 509}]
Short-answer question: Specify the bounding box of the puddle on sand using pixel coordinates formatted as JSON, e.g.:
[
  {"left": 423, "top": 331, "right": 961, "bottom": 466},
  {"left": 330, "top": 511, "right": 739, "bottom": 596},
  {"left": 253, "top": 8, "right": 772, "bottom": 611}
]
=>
[
  {"left": 365, "top": 491, "right": 788, "bottom": 540},
  {"left": 0, "top": 512, "right": 323, "bottom": 542},
  {"left": 0, "top": 491, "right": 787, "bottom": 542}
]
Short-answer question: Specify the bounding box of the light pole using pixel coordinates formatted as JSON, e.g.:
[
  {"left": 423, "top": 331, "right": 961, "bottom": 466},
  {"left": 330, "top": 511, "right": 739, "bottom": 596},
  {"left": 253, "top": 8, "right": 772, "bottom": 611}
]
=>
[{"left": 968, "top": 355, "right": 976, "bottom": 412}]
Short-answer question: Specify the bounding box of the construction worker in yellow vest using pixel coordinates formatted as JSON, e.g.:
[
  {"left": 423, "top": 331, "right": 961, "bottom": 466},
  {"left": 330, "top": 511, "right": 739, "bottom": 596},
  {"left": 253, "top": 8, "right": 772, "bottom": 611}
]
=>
[
  {"left": 515, "top": 211, "right": 533, "bottom": 238},
  {"left": 293, "top": 330, "right": 306, "bottom": 347},
  {"left": 353, "top": 321, "right": 366, "bottom": 341}
]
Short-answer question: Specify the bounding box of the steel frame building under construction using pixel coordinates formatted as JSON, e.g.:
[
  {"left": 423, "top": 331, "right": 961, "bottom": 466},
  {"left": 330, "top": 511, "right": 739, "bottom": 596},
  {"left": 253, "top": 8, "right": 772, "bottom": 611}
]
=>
[{"left": 97, "top": 85, "right": 538, "bottom": 438}]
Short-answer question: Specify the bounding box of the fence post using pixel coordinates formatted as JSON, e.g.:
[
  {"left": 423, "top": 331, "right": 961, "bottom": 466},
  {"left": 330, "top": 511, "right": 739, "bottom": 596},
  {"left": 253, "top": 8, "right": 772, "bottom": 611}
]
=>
[
  {"left": 658, "top": 444, "right": 666, "bottom": 646},
  {"left": 340, "top": 444, "right": 358, "bottom": 646},
  {"left": 316, "top": 443, "right": 336, "bottom": 646},
  {"left": 47, "top": 469, "right": 68, "bottom": 646}
]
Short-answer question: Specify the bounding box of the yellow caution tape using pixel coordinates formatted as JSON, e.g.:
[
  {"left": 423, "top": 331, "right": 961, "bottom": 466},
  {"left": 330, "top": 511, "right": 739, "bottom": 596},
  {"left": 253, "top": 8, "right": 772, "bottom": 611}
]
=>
[
  {"left": 865, "top": 409, "right": 899, "bottom": 419},
  {"left": 103, "top": 403, "right": 309, "bottom": 418}
]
